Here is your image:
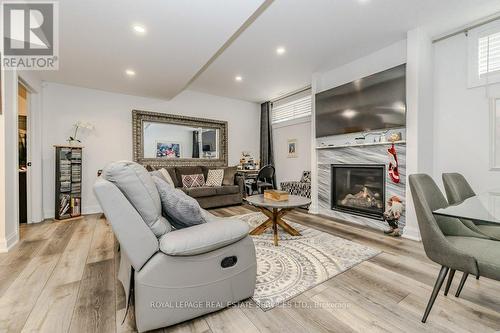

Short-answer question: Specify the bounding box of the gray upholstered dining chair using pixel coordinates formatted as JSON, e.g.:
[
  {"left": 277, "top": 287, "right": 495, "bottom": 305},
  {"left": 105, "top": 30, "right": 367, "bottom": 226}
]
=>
[
  {"left": 409, "top": 174, "right": 500, "bottom": 323},
  {"left": 442, "top": 173, "right": 500, "bottom": 240}
]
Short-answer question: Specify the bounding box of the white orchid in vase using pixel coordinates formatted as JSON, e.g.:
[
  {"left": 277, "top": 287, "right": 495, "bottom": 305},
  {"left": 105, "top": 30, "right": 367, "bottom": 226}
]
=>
[{"left": 68, "top": 121, "right": 94, "bottom": 145}]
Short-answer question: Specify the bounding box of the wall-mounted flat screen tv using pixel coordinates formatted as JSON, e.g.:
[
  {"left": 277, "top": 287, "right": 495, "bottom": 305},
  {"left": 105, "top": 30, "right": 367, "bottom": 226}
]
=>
[{"left": 315, "top": 64, "right": 406, "bottom": 138}]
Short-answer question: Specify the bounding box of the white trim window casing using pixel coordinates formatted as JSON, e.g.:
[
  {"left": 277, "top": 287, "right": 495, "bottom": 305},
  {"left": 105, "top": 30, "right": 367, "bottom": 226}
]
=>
[
  {"left": 272, "top": 94, "right": 312, "bottom": 125},
  {"left": 468, "top": 20, "right": 500, "bottom": 88},
  {"left": 490, "top": 97, "right": 500, "bottom": 170}
]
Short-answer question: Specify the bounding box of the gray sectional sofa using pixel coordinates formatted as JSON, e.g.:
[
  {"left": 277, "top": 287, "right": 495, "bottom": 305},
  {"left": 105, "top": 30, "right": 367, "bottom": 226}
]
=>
[
  {"left": 147, "top": 165, "right": 245, "bottom": 209},
  {"left": 94, "top": 161, "right": 257, "bottom": 332}
]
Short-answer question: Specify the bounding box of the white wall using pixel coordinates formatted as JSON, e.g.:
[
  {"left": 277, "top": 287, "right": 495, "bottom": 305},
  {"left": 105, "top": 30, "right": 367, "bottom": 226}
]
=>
[
  {"left": 0, "top": 70, "right": 16, "bottom": 252},
  {"left": 433, "top": 34, "right": 500, "bottom": 193},
  {"left": 310, "top": 39, "right": 429, "bottom": 241},
  {"left": 311, "top": 40, "right": 408, "bottom": 211},
  {"left": 0, "top": 68, "right": 4, "bottom": 250},
  {"left": 273, "top": 117, "right": 311, "bottom": 186},
  {"left": 41, "top": 83, "right": 260, "bottom": 218},
  {"left": 315, "top": 40, "right": 408, "bottom": 94},
  {"left": 404, "top": 28, "right": 435, "bottom": 241},
  {"left": 19, "top": 71, "right": 45, "bottom": 225},
  {"left": 0, "top": 69, "right": 43, "bottom": 252},
  {"left": 311, "top": 29, "right": 500, "bottom": 242}
]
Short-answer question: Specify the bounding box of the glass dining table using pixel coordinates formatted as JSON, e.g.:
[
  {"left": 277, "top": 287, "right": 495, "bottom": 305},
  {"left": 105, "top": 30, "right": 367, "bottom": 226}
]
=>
[{"left": 433, "top": 190, "right": 500, "bottom": 225}]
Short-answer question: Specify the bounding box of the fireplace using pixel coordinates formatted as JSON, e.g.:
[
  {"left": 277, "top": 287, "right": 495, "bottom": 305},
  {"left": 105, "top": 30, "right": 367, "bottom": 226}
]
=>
[{"left": 331, "top": 164, "right": 385, "bottom": 219}]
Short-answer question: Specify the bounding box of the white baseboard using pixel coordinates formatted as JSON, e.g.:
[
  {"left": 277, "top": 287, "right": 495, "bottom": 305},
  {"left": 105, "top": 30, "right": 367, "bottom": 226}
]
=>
[
  {"left": 44, "top": 210, "right": 55, "bottom": 220},
  {"left": 82, "top": 205, "right": 102, "bottom": 215},
  {"left": 0, "top": 232, "right": 19, "bottom": 253},
  {"left": 308, "top": 204, "right": 319, "bottom": 214},
  {"left": 402, "top": 225, "right": 421, "bottom": 241}
]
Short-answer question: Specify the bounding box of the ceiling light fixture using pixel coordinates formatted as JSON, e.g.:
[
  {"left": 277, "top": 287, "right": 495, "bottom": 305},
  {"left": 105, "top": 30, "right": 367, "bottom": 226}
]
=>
[
  {"left": 125, "top": 69, "right": 136, "bottom": 76},
  {"left": 133, "top": 24, "right": 146, "bottom": 34},
  {"left": 235, "top": 76, "right": 243, "bottom": 82},
  {"left": 276, "top": 47, "right": 286, "bottom": 55}
]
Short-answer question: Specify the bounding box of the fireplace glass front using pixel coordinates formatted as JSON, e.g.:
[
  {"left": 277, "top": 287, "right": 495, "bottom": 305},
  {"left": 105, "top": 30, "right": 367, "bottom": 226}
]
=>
[{"left": 331, "top": 164, "right": 385, "bottom": 219}]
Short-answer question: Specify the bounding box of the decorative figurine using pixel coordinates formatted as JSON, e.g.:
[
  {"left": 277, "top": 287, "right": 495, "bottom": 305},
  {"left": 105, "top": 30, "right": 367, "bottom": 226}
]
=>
[
  {"left": 383, "top": 196, "right": 404, "bottom": 237},
  {"left": 387, "top": 143, "right": 400, "bottom": 183}
]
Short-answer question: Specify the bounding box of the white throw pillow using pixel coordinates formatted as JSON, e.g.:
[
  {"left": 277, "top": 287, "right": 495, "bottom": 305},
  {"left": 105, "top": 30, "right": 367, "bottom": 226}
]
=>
[
  {"left": 205, "top": 169, "right": 224, "bottom": 187},
  {"left": 159, "top": 168, "right": 175, "bottom": 186}
]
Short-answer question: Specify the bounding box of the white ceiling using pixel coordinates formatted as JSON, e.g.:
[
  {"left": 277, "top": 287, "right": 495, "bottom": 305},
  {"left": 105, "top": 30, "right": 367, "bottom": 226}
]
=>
[
  {"left": 38, "top": 0, "right": 500, "bottom": 102},
  {"left": 38, "top": 0, "right": 266, "bottom": 99},
  {"left": 189, "top": 0, "right": 500, "bottom": 102}
]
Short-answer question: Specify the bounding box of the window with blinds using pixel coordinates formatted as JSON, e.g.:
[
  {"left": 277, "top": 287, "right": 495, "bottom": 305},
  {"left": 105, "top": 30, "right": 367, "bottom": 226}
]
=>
[
  {"left": 478, "top": 30, "right": 500, "bottom": 76},
  {"left": 467, "top": 21, "right": 500, "bottom": 87},
  {"left": 271, "top": 94, "right": 312, "bottom": 124}
]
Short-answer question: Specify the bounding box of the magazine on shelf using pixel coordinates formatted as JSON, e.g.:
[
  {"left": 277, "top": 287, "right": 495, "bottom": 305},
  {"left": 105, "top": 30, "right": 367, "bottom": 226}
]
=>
[
  {"left": 59, "top": 194, "right": 71, "bottom": 217},
  {"left": 71, "top": 197, "right": 81, "bottom": 216}
]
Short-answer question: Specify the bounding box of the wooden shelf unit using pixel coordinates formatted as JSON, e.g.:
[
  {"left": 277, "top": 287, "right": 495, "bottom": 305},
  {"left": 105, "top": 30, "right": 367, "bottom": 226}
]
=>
[{"left": 54, "top": 145, "right": 83, "bottom": 220}]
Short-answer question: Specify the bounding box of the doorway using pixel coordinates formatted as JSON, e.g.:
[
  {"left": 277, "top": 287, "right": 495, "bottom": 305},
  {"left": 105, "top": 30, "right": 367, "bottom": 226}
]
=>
[{"left": 18, "top": 83, "right": 29, "bottom": 224}]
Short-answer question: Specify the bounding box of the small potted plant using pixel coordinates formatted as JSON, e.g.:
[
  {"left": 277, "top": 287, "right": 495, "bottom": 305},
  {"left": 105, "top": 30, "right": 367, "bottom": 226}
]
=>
[{"left": 67, "top": 121, "right": 94, "bottom": 145}]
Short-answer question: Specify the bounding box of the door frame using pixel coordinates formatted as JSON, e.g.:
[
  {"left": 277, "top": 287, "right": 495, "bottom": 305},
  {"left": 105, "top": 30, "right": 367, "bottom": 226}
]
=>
[{"left": 17, "top": 76, "right": 42, "bottom": 224}]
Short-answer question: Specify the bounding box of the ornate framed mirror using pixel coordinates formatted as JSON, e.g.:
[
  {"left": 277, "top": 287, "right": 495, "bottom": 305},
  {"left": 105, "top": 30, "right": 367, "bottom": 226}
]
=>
[{"left": 132, "top": 110, "right": 228, "bottom": 167}]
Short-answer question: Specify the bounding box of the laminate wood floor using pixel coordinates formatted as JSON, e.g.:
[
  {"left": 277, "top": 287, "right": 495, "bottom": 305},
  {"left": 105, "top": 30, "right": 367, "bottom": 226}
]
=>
[{"left": 1, "top": 206, "right": 499, "bottom": 333}]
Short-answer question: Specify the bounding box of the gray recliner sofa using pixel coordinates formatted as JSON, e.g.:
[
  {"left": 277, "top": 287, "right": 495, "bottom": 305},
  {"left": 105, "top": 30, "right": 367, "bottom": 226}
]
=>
[{"left": 93, "top": 161, "right": 257, "bottom": 332}]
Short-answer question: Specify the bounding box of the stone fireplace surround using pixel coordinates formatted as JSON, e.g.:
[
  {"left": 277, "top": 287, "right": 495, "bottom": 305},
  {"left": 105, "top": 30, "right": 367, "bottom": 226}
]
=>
[{"left": 316, "top": 142, "right": 406, "bottom": 232}]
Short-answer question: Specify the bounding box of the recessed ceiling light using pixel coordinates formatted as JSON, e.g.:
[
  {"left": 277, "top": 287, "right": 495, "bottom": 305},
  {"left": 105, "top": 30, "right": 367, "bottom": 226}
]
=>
[
  {"left": 133, "top": 24, "right": 146, "bottom": 34},
  {"left": 358, "top": 0, "right": 371, "bottom": 3},
  {"left": 276, "top": 47, "right": 286, "bottom": 55},
  {"left": 125, "top": 69, "right": 136, "bottom": 76},
  {"left": 235, "top": 76, "right": 243, "bottom": 82}
]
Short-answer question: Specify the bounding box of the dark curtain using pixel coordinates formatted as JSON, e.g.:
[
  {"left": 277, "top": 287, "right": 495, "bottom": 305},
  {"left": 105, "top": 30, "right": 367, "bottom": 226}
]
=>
[
  {"left": 260, "top": 101, "right": 276, "bottom": 188},
  {"left": 192, "top": 131, "right": 200, "bottom": 158}
]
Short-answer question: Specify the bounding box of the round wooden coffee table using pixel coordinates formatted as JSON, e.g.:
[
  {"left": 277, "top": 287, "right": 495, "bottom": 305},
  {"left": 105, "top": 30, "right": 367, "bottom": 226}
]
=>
[{"left": 245, "top": 194, "right": 311, "bottom": 246}]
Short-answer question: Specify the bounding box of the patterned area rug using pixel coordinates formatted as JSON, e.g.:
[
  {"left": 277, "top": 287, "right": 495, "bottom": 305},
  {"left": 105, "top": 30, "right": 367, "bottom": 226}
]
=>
[{"left": 237, "top": 212, "right": 381, "bottom": 311}]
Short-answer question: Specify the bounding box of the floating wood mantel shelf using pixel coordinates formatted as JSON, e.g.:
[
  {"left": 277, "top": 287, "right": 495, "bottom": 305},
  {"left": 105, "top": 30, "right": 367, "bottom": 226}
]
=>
[{"left": 316, "top": 140, "right": 406, "bottom": 150}]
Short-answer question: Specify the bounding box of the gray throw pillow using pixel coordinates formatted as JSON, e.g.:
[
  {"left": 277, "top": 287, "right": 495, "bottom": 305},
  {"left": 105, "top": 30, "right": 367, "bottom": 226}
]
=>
[
  {"left": 102, "top": 161, "right": 171, "bottom": 237},
  {"left": 153, "top": 176, "right": 207, "bottom": 229},
  {"left": 223, "top": 166, "right": 237, "bottom": 186}
]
